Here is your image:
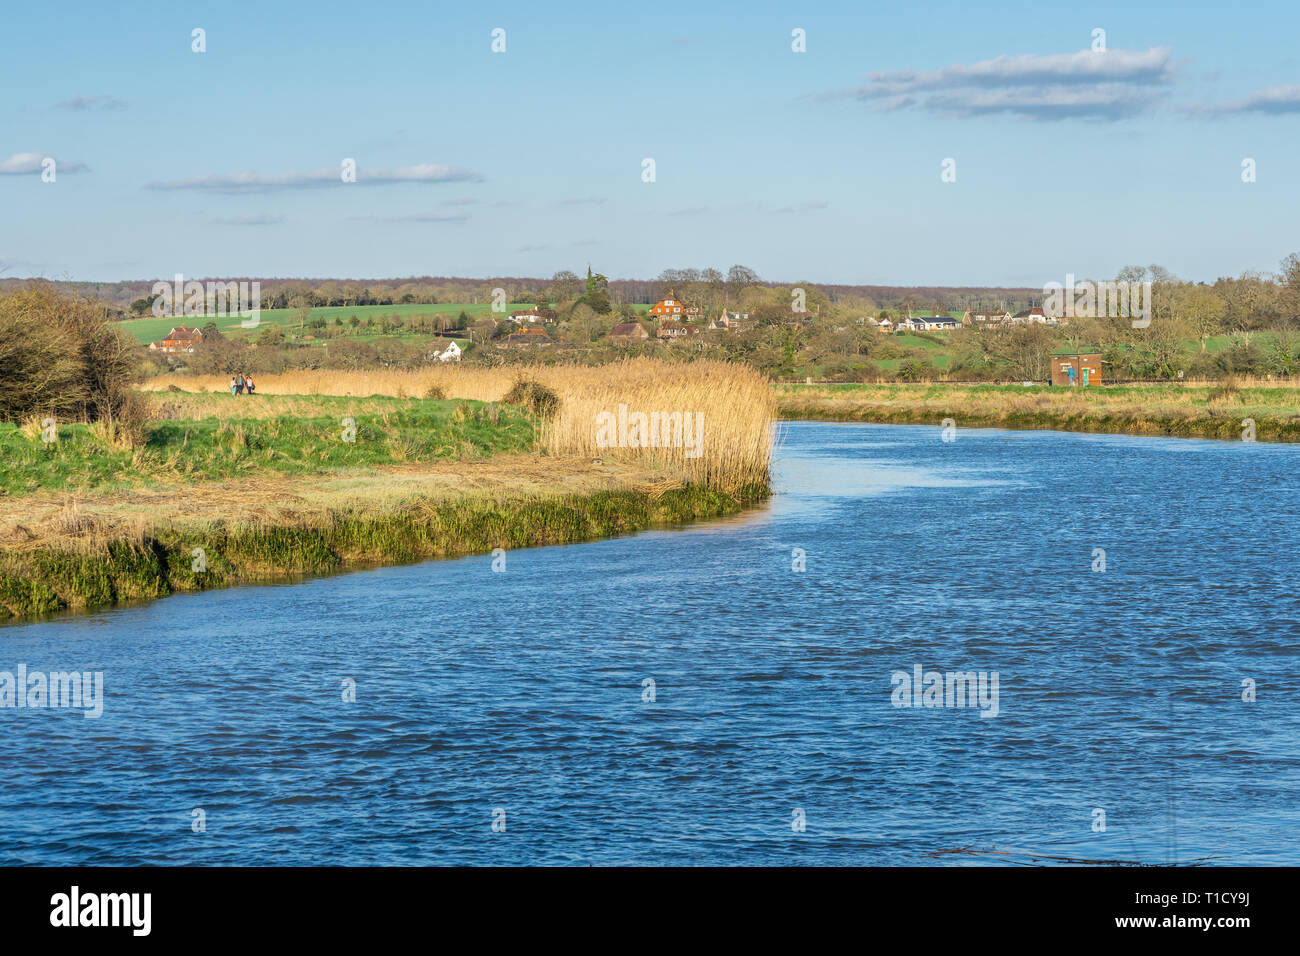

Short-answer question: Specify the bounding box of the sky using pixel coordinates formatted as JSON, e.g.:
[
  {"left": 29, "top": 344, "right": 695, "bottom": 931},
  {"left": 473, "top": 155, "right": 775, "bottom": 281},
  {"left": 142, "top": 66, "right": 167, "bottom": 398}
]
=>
[{"left": 2, "top": 0, "right": 1298, "bottom": 286}]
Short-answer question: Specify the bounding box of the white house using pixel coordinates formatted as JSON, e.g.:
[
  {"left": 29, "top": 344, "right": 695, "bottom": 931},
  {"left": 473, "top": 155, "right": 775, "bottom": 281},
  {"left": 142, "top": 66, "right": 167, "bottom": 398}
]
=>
[
  {"left": 965, "top": 309, "right": 1013, "bottom": 325},
  {"left": 428, "top": 340, "right": 462, "bottom": 362},
  {"left": 1011, "top": 307, "right": 1059, "bottom": 325},
  {"left": 913, "top": 316, "right": 962, "bottom": 331}
]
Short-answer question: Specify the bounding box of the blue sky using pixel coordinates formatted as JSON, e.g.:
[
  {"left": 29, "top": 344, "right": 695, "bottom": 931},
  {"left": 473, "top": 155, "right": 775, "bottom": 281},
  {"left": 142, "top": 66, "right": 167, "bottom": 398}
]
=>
[{"left": 3, "top": 0, "right": 1298, "bottom": 285}]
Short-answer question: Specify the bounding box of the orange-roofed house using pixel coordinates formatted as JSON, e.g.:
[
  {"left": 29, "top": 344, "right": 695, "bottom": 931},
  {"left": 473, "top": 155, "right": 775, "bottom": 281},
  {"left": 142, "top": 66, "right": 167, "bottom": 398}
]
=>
[
  {"left": 148, "top": 325, "right": 204, "bottom": 354},
  {"left": 647, "top": 289, "right": 702, "bottom": 323}
]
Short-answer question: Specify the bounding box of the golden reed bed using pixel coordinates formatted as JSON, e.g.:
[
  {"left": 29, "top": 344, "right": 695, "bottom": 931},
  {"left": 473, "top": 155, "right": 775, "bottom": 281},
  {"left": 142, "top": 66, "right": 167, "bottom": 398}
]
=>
[{"left": 140, "top": 360, "right": 777, "bottom": 493}]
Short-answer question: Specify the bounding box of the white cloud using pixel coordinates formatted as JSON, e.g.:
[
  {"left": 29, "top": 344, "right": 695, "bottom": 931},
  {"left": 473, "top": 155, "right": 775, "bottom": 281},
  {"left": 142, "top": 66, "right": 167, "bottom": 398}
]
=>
[
  {"left": 829, "top": 47, "right": 1175, "bottom": 120},
  {"left": 351, "top": 212, "right": 469, "bottom": 223},
  {"left": 0, "top": 152, "right": 88, "bottom": 174},
  {"left": 1189, "top": 84, "right": 1300, "bottom": 115},
  {"left": 212, "top": 214, "right": 286, "bottom": 226},
  {"left": 145, "top": 163, "right": 483, "bottom": 193},
  {"left": 57, "top": 94, "right": 127, "bottom": 111},
  {"left": 773, "top": 200, "right": 829, "bottom": 213}
]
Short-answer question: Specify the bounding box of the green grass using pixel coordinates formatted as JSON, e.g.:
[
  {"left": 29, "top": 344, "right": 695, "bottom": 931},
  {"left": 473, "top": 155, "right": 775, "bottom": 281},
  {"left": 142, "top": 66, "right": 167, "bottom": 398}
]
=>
[{"left": 0, "top": 396, "right": 535, "bottom": 498}]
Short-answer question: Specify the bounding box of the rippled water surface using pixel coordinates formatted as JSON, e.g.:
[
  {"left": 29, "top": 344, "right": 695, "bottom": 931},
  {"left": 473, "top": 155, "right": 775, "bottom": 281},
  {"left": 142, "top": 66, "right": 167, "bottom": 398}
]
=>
[{"left": 3, "top": 422, "right": 1298, "bottom": 865}]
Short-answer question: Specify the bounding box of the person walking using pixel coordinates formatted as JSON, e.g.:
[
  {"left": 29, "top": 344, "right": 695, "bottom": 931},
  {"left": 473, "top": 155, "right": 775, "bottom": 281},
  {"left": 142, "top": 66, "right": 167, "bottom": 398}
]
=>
[
  {"left": 229, "top": 375, "right": 237, "bottom": 396},
  {"left": 235, "top": 373, "right": 245, "bottom": 395},
  {"left": 245, "top": 374, "right": 256, "bottom": 395}
]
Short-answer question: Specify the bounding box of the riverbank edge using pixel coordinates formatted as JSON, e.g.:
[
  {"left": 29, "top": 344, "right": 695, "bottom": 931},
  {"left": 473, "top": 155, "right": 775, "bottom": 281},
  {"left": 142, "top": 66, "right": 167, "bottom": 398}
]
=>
[
  {"left": 0, "top": 481, "right": 769, "bottom": 624},
  {"left": 777, "top": 399, "right": 1300, "bottom": 442}
]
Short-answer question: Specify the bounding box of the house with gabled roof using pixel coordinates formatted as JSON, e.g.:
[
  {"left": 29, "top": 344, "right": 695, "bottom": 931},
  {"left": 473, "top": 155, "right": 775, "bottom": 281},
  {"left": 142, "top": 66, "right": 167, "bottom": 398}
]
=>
[
  {"left": 1012, "top": 306, "right": 1049, "bottom": 324},
  {"left": 148, "top": 325, "right": 204, "bottom": 353},
  {"left": 711, "top": 309, "right": 752, "bottom": 331},
  {"left": 965, "top": 309, "right": 1013, "bottom": 325},
  {"left": 609, "top": 321, "right": 649, "bottom": 344},
  {"left": 426, "top": 340, "right": 462, "bottom": 362},
  {"left": 504, "top": 328, "right": 552, "bottom": 346},
  {"left": 656, "top": 320, "right": 700, "bottom": 341},
  {"left": 648, "top": 289, "right": 702, "bottom": 322}
]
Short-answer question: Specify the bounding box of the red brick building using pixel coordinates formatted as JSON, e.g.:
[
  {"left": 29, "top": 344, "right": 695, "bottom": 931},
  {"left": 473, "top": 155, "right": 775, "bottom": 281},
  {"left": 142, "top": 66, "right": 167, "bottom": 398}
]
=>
[
  {"left": 148, "top": 325, "right": 204, "bottom": 353},
  {"left": 647, "top": 290, "right": 702, "bottom": 322},
  {"left": 1051, "top": 351, "right": 1102, "bottom": 386}
]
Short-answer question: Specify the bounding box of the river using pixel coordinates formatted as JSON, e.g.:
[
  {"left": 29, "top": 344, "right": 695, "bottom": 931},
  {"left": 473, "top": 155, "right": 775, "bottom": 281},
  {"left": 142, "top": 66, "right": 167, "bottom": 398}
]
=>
[{"left": 2, "top": 421, "right": 1297, "bottom": 865}]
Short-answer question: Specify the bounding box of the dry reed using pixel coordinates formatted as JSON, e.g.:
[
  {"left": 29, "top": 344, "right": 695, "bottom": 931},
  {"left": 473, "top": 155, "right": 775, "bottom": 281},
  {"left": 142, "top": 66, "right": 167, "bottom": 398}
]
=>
[{"left": 140, "top": 360, "right": 776, "bottom": 492}]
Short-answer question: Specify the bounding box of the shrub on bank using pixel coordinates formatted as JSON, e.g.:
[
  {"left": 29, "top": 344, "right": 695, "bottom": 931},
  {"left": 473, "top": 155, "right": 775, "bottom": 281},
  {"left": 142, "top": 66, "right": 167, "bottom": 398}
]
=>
[
  {"left": 502, "top": 379, "right": 560, "bottom": 418},
  {"left": 0, "top": 284, "right": 147, "bottom": 441}
]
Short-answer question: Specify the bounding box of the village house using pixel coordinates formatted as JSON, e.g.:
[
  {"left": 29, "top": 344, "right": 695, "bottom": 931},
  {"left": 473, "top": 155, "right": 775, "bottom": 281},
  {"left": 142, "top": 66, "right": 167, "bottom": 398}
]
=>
[
  {"left": 504, "top": 328, "right": 552, "bottom": 346},
  {"left": 965, "top": 309, "right": 1013, "bottom": 325},
  {"left": 1011, "top": 306, "right": 1061, "bottom": 325},
  {"left": 426, "top": 340, "right": 462, "bottom": 362},
  {"left": 148, "top": 325, "right": 204, "bottom": 353},
  {"left": 648, "top": 289, "right": 702, "bottom": 323},
  {"left": 656, "top": 320, "right": 701, "bottom": 342},
  {"left": 609, "top": 321, "right": 649, "bottom": 344},
  {"left": 711, "top": 309, "right": 752, "bottom": 332},
  {"left": 509, "top": 307, "right": 544, "bottom": 324},
  {"left": 897, "top": 316, "right": 961, "bottom": 332}
]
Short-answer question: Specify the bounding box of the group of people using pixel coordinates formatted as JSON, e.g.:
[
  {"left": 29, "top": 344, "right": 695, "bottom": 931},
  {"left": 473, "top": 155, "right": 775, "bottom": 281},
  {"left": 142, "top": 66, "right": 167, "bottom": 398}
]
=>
[{"left": 228, "top": 373, "right": 256, "bottom": 396}]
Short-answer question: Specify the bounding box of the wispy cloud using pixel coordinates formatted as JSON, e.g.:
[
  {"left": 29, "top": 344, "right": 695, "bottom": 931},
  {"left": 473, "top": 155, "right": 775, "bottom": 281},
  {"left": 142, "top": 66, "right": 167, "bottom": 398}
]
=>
[
  {"left": 0, "top": 152, "right": 88, "bottom": 174},
  {"left": 350, "top": 212, "right": 469, "bottom": 223},
  {"left": 826, "top": 47, "right": 1176, "bottom": 120},
  {"left": 556, "top": 197, "right": 606, "bottom": 207},
  {"left": 212, "top": 214, "right": 285, "bottom": 226},
  {"left": 57, "top": 94, "right": 127, "bottom": 111},
  {"left": 773, "top": 200, "right": 829, "bottom": 213},
  {"left": 670, "top": 202, "right": 826, "bottom": 216},
  {"left": 1188, "top": 84, "right": 1300, "bottom": 116},
  {"left": 145, "top": 163, "right": 483, "bottom": 193}
]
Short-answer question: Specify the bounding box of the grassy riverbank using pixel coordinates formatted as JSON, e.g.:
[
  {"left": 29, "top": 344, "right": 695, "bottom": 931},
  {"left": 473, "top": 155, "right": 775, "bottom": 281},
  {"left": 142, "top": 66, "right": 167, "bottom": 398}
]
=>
[
  {"left": 1, "top": 361, "right": 775, "bottom": 622},
  {"left": 776, "top": 381, "right": 1300, "bottom": 441},
  {"left": 0, "top": 472, "right": 763, "bottom": 621}
]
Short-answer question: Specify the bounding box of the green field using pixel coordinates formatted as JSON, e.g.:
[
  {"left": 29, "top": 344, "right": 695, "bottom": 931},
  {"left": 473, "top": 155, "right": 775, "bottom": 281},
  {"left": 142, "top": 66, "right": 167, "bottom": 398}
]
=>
[
  {"left": 118, "top": 302, "right": 516, "bottom": 345},
  {"left": 119, "top": 301, "right": 654, "bottom": 345}
]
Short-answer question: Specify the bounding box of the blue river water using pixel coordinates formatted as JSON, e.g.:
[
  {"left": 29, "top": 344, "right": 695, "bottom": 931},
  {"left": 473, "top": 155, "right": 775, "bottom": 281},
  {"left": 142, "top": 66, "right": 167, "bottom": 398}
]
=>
[{"left": 2, "top": 422, "right": 1298, "bottom": 865}]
